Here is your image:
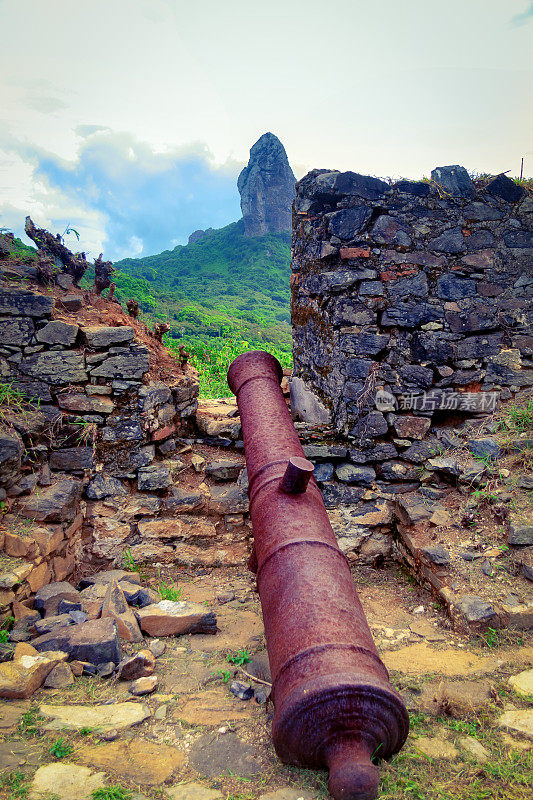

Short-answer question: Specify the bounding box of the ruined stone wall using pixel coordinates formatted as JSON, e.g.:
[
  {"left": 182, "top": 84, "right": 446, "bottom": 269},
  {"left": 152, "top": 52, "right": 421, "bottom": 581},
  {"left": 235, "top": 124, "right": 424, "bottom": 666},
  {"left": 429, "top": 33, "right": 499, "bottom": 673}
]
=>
[
  {"left": 0, "top": 287, "right": 199, "bottom": 614},
  {"left": 291, "top": 166, "right": 533, "bottom": 493}
]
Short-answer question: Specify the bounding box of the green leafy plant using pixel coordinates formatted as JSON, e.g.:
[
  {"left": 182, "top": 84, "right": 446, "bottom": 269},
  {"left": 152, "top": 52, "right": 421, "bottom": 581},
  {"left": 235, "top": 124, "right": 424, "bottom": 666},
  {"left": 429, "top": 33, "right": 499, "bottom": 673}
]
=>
[
  {"left": 158, "top": 581, "right": 183, "bottom": 601},
  {"left": 226, "top": 648, "right": 251, "bottom": 666},
  {"left": 49, "top": 737, "right": 73, "bottom": 759},
  {"left": 216, "top": 669, "right": 231, "bottom": 683}
]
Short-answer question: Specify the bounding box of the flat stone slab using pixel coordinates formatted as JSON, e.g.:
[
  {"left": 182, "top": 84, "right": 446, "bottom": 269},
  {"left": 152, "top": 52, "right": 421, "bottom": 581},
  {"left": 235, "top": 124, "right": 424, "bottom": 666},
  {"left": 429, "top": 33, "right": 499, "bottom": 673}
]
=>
[
  {"left": 40, "top": 701, "right": 150, "bottom": 731},
  {"left": 509, "top": 669, "right": 533, "bottom": 697},
  {"left": 0, "top": 699, "right": 30, "bottom": 732},
  {"left": 166, "top": 783, "right": 222, "bottom": 800},
  {"left": 382, "top": 644, "right": 500, "bottom": 677},
  {"left": 30, "top": 763, "right": 105, "bottom": 800},
  {"left": 0, "top": 739, "right": 42, "bottom": 772},
  {"left": 412, "top": 734, "right": 459, "bottom": 760},
  {"left": 498, "top": 709, "right": 533, "bottom": 740},
  {"left": 78, "top": 738, "right": 184, "bottom": 785},
  {"left": 189, "top": 731, "right": 261, "bottom": 778},
  {"left": 175, "top": 690, "right": 256, "bottom": 726}
]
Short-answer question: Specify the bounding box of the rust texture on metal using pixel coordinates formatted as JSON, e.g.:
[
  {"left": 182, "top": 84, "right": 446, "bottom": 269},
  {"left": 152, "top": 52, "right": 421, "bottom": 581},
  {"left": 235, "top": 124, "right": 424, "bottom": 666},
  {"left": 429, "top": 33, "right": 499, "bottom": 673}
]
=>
[{"left": 228, "top": 351, "right": 409, "bottom": 800}]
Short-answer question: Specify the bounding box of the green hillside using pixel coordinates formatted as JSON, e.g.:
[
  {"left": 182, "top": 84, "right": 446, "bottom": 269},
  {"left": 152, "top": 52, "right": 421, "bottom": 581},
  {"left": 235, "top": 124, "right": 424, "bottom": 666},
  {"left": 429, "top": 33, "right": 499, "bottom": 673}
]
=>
[{"left": 111, "top": 220, "right": 293, "bottom": 395}]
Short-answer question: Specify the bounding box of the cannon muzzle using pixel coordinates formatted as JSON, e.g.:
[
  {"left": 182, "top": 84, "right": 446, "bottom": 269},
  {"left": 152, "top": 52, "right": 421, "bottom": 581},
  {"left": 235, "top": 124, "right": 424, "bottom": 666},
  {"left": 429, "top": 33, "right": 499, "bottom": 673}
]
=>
[{"left": 228, "top": 351, "right": 408, "bottom": 800}]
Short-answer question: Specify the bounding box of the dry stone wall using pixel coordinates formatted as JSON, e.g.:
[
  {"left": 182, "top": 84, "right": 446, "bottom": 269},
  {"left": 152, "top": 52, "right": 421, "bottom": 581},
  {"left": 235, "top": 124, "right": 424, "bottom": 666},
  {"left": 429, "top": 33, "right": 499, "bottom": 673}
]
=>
[
  {"left": 0, "top": 287, "right": 199, "bottom": 615},
  {"left": 291, "top": 166, "right": 532, "bottom": 482}
]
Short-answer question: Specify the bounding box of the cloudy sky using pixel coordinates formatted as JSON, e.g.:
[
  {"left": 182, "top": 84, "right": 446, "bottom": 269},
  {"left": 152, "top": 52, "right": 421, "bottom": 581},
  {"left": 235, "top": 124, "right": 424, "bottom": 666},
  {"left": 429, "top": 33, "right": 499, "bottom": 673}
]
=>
[{"left": 1, "top": 0, "right": 532, "bottom": 260}]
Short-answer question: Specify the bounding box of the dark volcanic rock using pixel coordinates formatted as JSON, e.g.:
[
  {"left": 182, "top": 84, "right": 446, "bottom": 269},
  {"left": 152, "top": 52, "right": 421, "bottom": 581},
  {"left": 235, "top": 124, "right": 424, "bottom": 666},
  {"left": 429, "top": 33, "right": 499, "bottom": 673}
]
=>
[
  {"left": 31, "top": 617, "right": 122, "bottom": 664},
  {"left": 486, "top": 174, "right": 525, "bottom": 203},
  {"left": 0, "top": 430, "right": 22, "bottom": 488},
  {"left": 86, "top": 474, "right": 128, "bottom": 500},
  {"left": 431, "top": 165, "right": 475, "bottom": 198},
  {"left": 0, "top": 288, "right": 54, "bottom": 317},
  {"left": 18, "top": 478, "right": 82, "bottom": 522},
  {"left": 237, "top": 132, "right": 296, "bottom": 236}
]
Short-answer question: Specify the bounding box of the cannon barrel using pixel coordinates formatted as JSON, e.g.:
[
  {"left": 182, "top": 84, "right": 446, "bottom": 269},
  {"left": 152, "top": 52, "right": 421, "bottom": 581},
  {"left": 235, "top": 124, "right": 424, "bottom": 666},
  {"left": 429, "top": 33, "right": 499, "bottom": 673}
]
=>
[{"left": 227, "top": 351, "right": 408, "bottom": 800}]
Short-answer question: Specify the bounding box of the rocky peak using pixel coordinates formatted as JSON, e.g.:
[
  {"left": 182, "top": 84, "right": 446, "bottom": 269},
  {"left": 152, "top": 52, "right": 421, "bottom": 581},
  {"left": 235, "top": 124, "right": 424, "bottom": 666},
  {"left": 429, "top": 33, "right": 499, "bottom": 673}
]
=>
[{"left": 237, "top": 132, "right": 296, "bottom": 236}]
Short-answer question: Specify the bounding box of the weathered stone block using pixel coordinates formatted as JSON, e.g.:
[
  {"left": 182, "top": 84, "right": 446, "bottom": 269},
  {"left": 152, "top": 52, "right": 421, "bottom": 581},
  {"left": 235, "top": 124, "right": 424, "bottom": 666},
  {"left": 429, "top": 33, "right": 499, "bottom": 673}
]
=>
[
  {"left": 0, "top": 316, "right": 34, "bottom": 345},
  {"left": 19, "top": 351, "right": 87, "bottom": 384},
  {"left": 36, "top": 321, "right": 78, "bottom": 346},
  {"left": 81, "top": 325, "right": 135, "bottom": 348},
  {"left": 0, "top": 288, "right": 53, "bottom": 317},
  {"left": 50, "top": 448, "right": 94, "bottom": 472}
]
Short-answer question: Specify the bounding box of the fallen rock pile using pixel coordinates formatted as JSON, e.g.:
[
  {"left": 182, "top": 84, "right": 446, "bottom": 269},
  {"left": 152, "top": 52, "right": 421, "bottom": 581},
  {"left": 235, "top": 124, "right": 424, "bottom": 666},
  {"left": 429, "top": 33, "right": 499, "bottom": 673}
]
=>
[{"left": 0, "top": 569, "right": 217, "bottom": 698}]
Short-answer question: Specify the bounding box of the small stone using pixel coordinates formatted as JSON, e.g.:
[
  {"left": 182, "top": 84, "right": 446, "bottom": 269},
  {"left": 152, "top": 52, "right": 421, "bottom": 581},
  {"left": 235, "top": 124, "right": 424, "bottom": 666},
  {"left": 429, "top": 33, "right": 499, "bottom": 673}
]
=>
[
  {"left": 429, "top": 509, "right": 452, "bottom": 527},
  {"left": 43, "top": 662, "right": 74, "bottom": 688},
  {"left": 99, "top": 729, "right": 118, "bottom": 741},
  {"left": 34, "top": 581, "right": 80, "bottom": 617},
  {"left": 13, "top": 643, "right": 38, "bottom": 660},
  {"left": 467, "top": 438, "right": 501, "bottom": 461},
  {"left": 148, "top": 639, "right": 166, "bottom": 658},
  {"left": 481, "top": 559, "right": 493, "bottom": 577},
  {"left": 456, "top": 595, "right": 497, "bottom": 625},
  {"left": 137, "top": 464, "right": 172, "bottom": 491},
  {"left": 117, "top": 650, "right": 156, "bottom": 681},
  {"left": 335, "top": 463, "right": 376, "bottom": 485},
  {"left": 130, "top": 675, "right": 158, "bottom": 695},
  {"left": 394, "top": 416, "right": 431, "bottom": 440},
  {"left": 96, "top": 662, "right": 115, "bottom": 678},
  {"left": 509, "top": 669, "right": 533, "bottom": 697},
  {"left": 85, "top": 474, "right": 127, "bottom": 500},
  {"left": 421, "top": 545, "right": 451, "bottom": 566},
  {"left": 205, "top": 460, "right": 243, "bottom": 481},
  {"left": 191, "top": 454, "right": 206, "bottom": 472},
  {"left": 230, "top": 680, "right": 254, "bottom": 701},
  {"left": 217, "top": 591, "right": 235, "bottom": 604},
  {"left": 508, "top": 514, "right": 533, "bottom": 546},
  {"left": 31, "top": 617, "right": 122, "bottom": 665},
  {"left": 431, "top": 165, "right": 475, "bottom": 197}
]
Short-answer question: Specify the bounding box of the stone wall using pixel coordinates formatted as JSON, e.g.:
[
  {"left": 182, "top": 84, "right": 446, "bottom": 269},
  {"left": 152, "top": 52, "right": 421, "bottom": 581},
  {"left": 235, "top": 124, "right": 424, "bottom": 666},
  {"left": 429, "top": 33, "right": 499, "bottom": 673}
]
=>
[
  {"left": 0, "top": 287, "right": 199, "bottom": 616},
  {"left": 291, "top": 166, "right": 533, "bottom": 492}
]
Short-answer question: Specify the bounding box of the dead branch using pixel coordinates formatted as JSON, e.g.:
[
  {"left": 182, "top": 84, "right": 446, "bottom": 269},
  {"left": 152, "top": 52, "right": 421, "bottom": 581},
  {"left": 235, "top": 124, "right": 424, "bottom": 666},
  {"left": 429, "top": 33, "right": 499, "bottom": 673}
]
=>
[
  {"left": 94, "top": 252, "right": 115, "bottom": 295},
  {"left": 126, "top": 299, "right": 139, "bottom": 318},
  {"left": 24, "top": 216, "right": 89, "bottom": 285},
  {"left": 152, "top": 322, "right": 170, "bottom": 342}
]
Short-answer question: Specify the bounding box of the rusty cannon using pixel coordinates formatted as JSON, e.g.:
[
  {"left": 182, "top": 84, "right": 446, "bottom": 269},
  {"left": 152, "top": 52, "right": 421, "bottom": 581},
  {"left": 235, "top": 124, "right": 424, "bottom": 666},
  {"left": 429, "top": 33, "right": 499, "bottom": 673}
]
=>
[{"left": 227, "top": 351, "right": 408, "bottom": 800}]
